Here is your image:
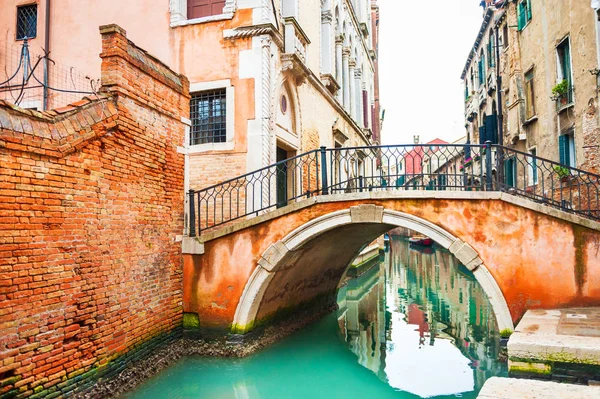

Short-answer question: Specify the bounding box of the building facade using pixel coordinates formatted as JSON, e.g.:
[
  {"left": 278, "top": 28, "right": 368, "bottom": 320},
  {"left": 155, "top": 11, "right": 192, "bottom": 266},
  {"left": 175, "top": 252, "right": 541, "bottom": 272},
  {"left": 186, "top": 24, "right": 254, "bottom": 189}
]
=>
[
  {"left": 0, "top": 0, "right": 382, "bottom": 200},
  {"left": 462, "top": 0, "right": 600, "bottom": 181}
]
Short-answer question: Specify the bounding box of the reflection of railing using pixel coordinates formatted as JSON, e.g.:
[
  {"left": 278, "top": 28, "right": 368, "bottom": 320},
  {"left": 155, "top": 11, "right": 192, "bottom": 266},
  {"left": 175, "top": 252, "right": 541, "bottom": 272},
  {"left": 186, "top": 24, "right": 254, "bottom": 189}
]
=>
[{"left": 188, "top": 143, "right": 600, "bottom": 235}]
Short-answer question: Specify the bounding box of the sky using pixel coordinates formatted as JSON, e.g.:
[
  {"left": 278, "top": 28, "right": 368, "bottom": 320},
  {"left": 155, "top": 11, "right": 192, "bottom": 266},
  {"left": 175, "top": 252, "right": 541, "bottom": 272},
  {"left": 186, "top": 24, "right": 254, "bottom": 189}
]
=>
[{"left": 378, "top": 0, "right": 485, "bottom": 145}]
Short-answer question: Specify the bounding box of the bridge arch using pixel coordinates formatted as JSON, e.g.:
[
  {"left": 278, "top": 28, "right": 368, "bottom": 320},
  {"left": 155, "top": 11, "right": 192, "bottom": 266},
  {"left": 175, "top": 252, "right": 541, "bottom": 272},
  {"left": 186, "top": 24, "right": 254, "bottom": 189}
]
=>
[{"left": 232, "top": 204, "right": 514, "bottom": 335}]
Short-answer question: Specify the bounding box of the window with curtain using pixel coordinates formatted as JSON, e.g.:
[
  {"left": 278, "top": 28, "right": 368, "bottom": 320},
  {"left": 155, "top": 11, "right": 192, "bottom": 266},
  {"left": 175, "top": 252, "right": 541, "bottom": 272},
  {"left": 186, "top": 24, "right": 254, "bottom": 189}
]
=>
[
  {"left": 187, "top": 0, "right": 226, "bottom": 19},
  {"left": 524, "top": 68, "right": 535, "bottom": 119}
]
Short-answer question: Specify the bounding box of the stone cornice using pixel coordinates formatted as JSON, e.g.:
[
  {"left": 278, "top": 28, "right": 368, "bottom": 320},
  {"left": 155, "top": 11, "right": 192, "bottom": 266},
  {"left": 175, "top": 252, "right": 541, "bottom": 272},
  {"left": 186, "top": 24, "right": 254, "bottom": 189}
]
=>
[{"left": 223, "top": 23, "right": 284, "bottom": 49}]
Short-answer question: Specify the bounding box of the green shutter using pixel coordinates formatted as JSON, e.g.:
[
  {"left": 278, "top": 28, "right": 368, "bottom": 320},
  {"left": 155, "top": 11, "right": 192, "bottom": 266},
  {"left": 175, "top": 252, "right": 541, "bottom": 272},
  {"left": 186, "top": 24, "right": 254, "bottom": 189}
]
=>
[
  {"left": 518, "top": 3, "right": 525, "bottom": 31},
  {"left": 526, "top": 0, "right": 532, "bottom": 21},
  {"left": 504, "top": 159, "right": 515, "bottom": 187},
  {"left": 479, "top": 126, "right": 487, "bottom": 145},
  {"left": 485, "top": 115, "right": 498, "bottom": 144},
  {"left": 559, "top": 134, "right": 570, "bottom": 165}
]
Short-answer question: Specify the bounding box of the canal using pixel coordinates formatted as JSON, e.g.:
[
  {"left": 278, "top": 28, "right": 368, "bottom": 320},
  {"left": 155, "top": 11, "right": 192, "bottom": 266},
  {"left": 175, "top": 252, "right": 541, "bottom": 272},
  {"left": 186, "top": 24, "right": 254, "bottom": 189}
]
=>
[{"left": 123, "top": 236, "right": 507, "bottom": 398}]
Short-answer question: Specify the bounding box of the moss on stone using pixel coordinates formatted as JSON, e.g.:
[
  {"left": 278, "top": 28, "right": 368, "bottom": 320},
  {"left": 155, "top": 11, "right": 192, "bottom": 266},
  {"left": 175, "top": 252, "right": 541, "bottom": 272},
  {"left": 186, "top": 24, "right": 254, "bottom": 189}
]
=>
[
  {"left": 231, "top": 293, "right": 335, "bottom": 335},
  {"left": 0, "top": 376, "right": 21, "bottom": 388},
  {"left": 509, "top": 360, "right": 552, "bottom": 376},
  {"left": 499, "top": 328, "right": 513, "bottom": 338},
  {"left": 0, "top": 389, "right": 19, "bottom": 399},
  {"left": 183, "top": 313, "right": 200, "bottom": 330}
]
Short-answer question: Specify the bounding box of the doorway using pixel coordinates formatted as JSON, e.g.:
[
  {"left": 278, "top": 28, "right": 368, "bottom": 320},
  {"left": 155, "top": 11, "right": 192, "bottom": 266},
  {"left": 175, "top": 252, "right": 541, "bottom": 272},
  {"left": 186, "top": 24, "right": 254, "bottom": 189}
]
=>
[{"left": 276, "top": 146, "right": 289, "bottom": 209}]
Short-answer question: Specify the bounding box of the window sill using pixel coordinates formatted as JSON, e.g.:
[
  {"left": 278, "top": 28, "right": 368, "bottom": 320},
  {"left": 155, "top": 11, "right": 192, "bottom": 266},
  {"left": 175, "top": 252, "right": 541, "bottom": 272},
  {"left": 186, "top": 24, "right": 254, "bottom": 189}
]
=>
[
  {"left": 171, "top": 12, "right": 234, "bottom": 28},
  {"left": 523, "top": 115, "right": 538, "bottom": 126},
  {"left": 519, "top": 21, "right": 532, "bottom": 33},
  {"left": 188, "top": 142, "right": 235, "bottom": 154}
]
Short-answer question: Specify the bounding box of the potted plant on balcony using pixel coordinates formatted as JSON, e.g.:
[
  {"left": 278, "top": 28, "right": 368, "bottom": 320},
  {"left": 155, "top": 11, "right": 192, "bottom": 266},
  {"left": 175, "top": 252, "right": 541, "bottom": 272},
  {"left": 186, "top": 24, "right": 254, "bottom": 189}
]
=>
[
  {"left": 463, "top": 157, "right": 474, "bottom": 169},
  {"left": 551, "top": 80, "right": 569, "bottom": 106},
  {"left": 554, "top": 165, "right": 572, "bottom": 182}
]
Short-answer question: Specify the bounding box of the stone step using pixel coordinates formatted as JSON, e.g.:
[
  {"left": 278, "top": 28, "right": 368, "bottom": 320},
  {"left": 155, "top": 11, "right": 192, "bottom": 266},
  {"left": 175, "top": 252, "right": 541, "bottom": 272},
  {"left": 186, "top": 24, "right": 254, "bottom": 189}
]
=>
[
  {"left": 478, "top": 377, "right": 600, "bottom": 398},
  {"left": 508, "top": 308, "right": 600, "bottom": 383}
]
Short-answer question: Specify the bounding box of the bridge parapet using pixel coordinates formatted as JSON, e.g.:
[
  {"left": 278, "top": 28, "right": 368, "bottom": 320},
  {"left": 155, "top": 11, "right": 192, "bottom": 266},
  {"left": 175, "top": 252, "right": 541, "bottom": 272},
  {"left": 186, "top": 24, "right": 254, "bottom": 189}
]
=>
[{"left": 189, "top": 143, "right": 600, "bottom": 235}]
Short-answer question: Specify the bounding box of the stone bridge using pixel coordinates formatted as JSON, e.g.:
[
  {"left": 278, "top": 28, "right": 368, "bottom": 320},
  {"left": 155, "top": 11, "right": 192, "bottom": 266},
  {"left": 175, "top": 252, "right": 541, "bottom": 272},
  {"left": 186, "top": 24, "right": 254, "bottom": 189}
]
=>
[{"left": 181, "top": 191, "right": 600, "bottom": 338}]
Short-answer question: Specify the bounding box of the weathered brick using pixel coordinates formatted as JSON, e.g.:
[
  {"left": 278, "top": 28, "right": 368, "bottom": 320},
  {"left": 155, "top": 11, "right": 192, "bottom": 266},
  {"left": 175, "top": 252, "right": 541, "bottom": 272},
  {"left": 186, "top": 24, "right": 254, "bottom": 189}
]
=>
[{"left": 0, "top": 25, "right": 187, "bottom": 397}]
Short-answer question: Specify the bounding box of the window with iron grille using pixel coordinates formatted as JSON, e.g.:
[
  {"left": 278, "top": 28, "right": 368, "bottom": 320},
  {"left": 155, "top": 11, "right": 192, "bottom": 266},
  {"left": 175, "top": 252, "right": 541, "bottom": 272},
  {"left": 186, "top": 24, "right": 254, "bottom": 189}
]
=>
[
  {"left": 16, "top": 4, "right": 37, "bottom": 40},
  {"left": 190, "top": 89, "right": 227, "bottom": 145}
]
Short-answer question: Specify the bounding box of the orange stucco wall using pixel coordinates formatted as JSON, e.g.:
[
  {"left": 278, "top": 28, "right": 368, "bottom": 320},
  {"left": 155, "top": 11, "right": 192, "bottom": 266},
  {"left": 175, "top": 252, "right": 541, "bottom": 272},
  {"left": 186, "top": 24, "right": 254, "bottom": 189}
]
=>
[{"left": 183, "top": 198, "right": 600, "bottom": 333}]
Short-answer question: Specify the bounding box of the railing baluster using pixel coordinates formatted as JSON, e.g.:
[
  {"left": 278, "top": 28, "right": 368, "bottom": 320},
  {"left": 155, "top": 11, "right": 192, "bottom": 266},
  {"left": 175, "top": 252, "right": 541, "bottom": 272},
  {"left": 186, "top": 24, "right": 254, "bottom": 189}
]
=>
[{"left": 188, "top": 190, "right": 196, "bottom": 237}]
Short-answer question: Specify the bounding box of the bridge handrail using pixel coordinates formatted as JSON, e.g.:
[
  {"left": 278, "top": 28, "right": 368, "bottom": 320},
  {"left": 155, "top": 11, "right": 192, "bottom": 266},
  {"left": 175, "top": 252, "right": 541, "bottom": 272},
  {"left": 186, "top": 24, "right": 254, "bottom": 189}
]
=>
[
  {"left": 188, "top": 142, "right": 600, "bottom": 235},
  {"left": 193, "top": 149, "right": 320, "bottom": 193},
  {"left": 495, "top": 145, "right": 600, "bottom": 179}
]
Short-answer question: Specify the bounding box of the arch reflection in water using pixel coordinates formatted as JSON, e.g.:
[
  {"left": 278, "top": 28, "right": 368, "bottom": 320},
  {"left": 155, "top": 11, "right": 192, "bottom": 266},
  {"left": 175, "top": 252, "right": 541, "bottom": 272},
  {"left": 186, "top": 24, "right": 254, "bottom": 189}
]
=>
[{"left": 337, "top": 236, "right": 507, "bottom": 398}]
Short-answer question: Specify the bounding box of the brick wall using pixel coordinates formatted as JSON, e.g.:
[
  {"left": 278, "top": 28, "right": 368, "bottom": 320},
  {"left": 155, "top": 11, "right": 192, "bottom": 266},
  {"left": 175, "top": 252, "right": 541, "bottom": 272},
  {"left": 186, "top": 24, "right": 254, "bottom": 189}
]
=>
[{"left": 0, "top": 25, "right": 189, "bottom": 398}]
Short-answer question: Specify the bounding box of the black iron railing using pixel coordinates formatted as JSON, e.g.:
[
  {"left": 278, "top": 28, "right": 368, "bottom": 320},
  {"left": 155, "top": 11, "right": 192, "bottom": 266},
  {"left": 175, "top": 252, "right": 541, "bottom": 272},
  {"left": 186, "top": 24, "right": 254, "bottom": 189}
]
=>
[{"left": 188, "top": 143, "right": 600, "bottom": 235}]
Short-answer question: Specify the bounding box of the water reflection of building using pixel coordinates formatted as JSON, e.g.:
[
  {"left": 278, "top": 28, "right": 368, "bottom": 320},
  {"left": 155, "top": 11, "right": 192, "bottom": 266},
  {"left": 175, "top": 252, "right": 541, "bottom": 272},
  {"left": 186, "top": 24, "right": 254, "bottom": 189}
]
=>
[
  {"left": 337, "top": 236, "right": 505, "bottom": 397},
  {"left": 337, "top": 263, "right": 387, "bottom": 379}
]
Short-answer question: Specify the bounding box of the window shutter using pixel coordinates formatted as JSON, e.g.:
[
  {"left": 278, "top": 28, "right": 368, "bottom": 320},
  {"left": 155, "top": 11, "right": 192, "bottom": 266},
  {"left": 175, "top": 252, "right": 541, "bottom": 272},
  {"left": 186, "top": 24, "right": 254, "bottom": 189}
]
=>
[
  {"left": 479, "top": 126, "right": 487, "bottom": 145},
  {"left": 526, "top": 0, "right": 532, "bottom": 21},
  {"left": 559, "top": 134, "right": 569, "bottom": 165},
  {"left": 504, "top": 159, "right": 514, "bottom": 187},
  {"left": 188, "top": 0, "right": 225, "bottom": 19},
  {"left": 483, "top": 116, "right": 497, "bottom": 144},
  {"left": 518, "top": 3, "right": 525, "bottom": 30}
]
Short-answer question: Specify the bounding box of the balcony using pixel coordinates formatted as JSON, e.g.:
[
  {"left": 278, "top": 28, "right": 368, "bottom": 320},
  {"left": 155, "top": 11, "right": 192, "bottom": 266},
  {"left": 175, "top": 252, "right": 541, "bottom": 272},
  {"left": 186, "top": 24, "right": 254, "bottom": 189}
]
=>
[
  {"left": 478, "top": 86, "right": 487, "bottom": 107},
  {"left": 465, "top": 95, "right": 479, "bottom": 121},
  {"left": 282, "top": 17, "right": 311, "bottom": 84}
]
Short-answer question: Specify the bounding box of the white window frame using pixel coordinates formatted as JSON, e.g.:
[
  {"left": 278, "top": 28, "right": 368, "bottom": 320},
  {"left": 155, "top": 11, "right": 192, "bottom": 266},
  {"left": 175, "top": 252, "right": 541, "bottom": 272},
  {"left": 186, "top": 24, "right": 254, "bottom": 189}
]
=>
[
  {"left": 170, "top": 0, "right": 237, "bottom": 27},
  {"left": 188, "top": 79, "right": 235, "bottom": 153}
]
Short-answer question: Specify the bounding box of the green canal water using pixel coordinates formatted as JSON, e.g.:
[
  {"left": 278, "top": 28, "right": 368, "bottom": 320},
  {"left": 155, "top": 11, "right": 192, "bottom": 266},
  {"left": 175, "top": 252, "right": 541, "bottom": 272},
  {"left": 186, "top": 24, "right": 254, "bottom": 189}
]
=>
[{"left": 124, "top": 237, "right": 506, "bottom": 399}]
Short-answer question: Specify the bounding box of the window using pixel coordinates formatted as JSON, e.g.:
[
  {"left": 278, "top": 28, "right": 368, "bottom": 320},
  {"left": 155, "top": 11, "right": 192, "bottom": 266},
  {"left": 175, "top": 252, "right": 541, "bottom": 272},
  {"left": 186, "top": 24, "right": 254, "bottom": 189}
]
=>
[
  {"left": 187, "top": 0, "right": 225, "bottom": 20},
  {"left": 524, "top": 68, "right": 535, "bottom": 119},
  {"left": 190, "top": 89, "right": 227, "bottom": 145},
  {"left": 503, "top": 24, "right": 509, "bottom": 50},
  {"left": 504, "top": 158, "right": 516, "bottom": 188},
  {"left": 518, "top": 0, "right": 532, "bottom": 31},
  {"left": 529, "top": 149, "right": 538, "bottom": 185},
  {"left": 478, "top": 52, "right": 486, "bottom": 87},
  {"left": 487, "top": 36, "right": 495, "bottom": 68},
  {"left": 556, "top": 38, "right": 573, "bottom": 104},
  {"left": 559, "top": 132, "right": 576, "bottom": 168},
  {"left": 16, "top": 4, "right": 37, "bottom": 40}
]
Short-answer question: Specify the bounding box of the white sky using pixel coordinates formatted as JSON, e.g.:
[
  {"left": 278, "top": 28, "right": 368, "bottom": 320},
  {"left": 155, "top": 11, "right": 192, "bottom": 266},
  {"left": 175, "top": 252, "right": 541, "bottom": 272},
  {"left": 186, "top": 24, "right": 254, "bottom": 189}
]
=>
[{"left": 378, "top": 0, "right": 485, "bottom": 145}]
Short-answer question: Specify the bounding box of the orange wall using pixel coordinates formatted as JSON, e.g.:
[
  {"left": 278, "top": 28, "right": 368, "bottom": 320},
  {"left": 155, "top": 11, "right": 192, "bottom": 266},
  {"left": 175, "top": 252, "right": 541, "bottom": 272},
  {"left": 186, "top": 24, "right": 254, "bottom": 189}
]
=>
[{"left": 1, "top": 1, "right": 254, "bottom": 153}]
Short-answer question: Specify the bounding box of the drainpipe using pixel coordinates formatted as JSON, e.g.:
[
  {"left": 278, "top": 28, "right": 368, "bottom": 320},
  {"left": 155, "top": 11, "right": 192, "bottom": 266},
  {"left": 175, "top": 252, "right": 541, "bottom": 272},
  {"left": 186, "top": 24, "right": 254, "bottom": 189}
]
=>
[{"left": 43, "top": 0, "right": 51, "bottom": 110}]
